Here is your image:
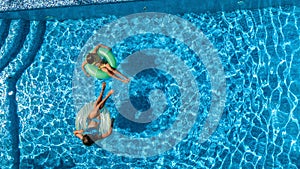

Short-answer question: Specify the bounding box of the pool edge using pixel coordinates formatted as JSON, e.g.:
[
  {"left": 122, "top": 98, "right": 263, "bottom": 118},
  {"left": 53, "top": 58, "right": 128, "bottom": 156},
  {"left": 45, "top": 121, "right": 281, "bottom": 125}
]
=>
[{"left": 0, "top": 0, "right": 299, "bottom": 20}]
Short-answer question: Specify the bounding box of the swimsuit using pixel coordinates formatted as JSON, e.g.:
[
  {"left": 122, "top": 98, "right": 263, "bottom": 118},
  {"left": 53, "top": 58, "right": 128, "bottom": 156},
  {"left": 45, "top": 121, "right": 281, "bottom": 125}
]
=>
[
  {"left": 84, "top": 127, "right": 99, "bottom": 136},
  {"left": 98, "top": 63, "right": 107, "bottom": 69},
  {"left": 83, "top": 109, "right": 105, "bottom": 136}
]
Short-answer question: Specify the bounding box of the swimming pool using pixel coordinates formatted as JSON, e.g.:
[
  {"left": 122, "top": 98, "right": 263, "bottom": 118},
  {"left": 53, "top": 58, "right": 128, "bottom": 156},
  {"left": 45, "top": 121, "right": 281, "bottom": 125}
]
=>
[{"left": 0, "top": 1, "right": 300, "bottom": 169}]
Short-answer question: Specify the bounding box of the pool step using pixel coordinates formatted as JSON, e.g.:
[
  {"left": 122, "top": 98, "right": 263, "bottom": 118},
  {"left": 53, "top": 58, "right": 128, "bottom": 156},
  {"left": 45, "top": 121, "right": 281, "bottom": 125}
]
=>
[
  {"left": 0, "top": 19, "right": 46, "bottom": 169},
  {"left": 0, "top": 20, "right": 30, "bottom": 73},
  {"left": 0, "top": 19, "right": 11, "bottom": 49}
]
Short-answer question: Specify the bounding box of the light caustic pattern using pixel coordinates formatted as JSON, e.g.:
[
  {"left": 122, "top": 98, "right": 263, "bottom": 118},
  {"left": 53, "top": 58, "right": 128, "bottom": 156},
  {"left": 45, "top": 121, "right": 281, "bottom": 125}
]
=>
[{"left": 73, "top": 12, "right": 226, "bottom": 158}]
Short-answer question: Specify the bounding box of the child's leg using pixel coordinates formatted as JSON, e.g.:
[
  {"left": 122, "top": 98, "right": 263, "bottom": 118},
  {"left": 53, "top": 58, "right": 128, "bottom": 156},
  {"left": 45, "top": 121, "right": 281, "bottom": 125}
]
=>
[
  {"left": 96, "top": 90, "right": 114, "bottom": 110},
  {"left": 94, "top": 82, "right": 106, "bottom": 108},
  {"left": 88, "top": 109, "right": 100, "bottom": 120},
  {"left": 104, "top": 64, "right": 129, "bottom": 80},
  {"left": 101, "top": 68, "right": 126, "bottom": 82}
]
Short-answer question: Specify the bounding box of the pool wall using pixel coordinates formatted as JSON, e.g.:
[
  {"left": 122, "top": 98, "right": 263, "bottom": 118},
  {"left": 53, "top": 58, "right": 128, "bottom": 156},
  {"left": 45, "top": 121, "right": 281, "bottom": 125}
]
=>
[{"left": 0, "top": 0, "right": 299, "bottom": 20}]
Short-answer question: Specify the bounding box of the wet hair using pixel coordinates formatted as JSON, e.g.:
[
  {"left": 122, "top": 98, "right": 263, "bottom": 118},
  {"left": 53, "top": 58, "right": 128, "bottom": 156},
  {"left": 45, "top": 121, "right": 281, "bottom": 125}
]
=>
[
  {"left": 86, "top": 53, "right": 99, "bottom": 64},
  {"left": 82, "top": 134, "right": 95, "bottom": 146}
]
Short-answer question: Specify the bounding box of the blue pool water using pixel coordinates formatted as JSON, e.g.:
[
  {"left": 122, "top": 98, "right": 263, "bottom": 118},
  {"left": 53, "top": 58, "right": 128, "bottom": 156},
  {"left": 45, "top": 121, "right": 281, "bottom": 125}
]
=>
[{"left": 0, "top": 4, "right": 300, "bottom": 169}]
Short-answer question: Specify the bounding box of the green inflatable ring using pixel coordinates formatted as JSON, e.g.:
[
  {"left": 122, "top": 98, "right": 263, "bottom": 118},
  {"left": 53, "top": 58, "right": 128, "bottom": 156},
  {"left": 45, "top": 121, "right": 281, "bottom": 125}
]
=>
[{"left": 84, "top": 47, "right": 117, "bottom": 79}]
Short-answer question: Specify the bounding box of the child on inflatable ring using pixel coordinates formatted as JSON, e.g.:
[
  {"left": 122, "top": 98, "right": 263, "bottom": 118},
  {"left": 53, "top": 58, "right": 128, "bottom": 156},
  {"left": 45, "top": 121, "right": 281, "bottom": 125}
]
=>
[{"left": 81, "top": 44, "right": 130, "bottom": 83}]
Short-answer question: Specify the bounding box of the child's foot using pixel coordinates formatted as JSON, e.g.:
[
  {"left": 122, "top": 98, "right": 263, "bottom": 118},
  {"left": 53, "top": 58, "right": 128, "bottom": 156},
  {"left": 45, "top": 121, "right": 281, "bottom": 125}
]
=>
[
  {"left": 102, "top": 82, "right": 106, "bottom": 88},
  {"left": 122, "top": 79, "right": 130, "bottom": 83},
  {"left": 111, "top": 118, "right": 115, "bottom": 127},
  {"left": 108, "top": 90, "right": 114, "bottom": 95}
]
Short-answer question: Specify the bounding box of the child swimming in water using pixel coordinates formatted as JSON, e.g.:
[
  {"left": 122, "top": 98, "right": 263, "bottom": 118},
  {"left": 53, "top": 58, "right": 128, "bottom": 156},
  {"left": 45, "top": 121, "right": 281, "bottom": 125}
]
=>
[{"left": 73, "top": 82, "right": 114, "bottom": 146}]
